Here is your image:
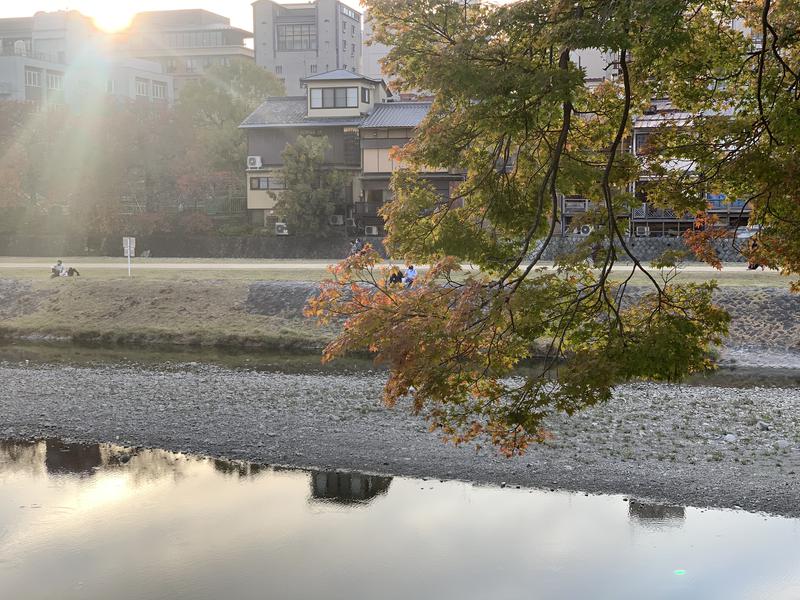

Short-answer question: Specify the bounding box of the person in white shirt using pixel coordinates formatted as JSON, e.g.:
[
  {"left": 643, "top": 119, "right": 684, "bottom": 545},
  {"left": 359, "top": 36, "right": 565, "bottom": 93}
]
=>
[
  {"left": 51, "top": 259, "right": 65, "bottom": 278},
  {"left": 403, "top": 264, "right": 418, "bottom": 288}
]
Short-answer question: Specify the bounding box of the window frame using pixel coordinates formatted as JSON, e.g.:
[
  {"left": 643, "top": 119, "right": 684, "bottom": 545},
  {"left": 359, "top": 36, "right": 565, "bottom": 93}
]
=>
[
  {"left": 46, "top": 72, "right": 63, "bottom": 91},
  {"left": 24, "top": 69, "right": 41, "bottom": 87},
  {"left": 309, "top": 87, "right": 359, "bottom": 109},
  {"left": 152, "top": 81, "right": 167, "bottom": 100},
  {"left": 135, "top": 78, "right": 149, "bottom": 97},
  {"left": 250, "top": 177, "right": 286, "bottom": 191},
  {"left": 276, "top": 23, "right": 318, "bottom": 51}
]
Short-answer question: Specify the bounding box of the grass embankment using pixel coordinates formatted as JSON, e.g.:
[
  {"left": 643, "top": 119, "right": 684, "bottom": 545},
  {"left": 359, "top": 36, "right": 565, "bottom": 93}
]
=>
[
  {"left": 0, "top": 259, "right": 793, "bottom": 353},
  {"left": 0, "top": 276, "right": 335, "bottom": 351}
]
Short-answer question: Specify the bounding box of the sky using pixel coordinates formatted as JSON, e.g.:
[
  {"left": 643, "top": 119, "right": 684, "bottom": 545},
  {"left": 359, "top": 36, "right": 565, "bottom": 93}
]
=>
[{"left": 0, "top": 0, "right": 363, "bottom": 33}]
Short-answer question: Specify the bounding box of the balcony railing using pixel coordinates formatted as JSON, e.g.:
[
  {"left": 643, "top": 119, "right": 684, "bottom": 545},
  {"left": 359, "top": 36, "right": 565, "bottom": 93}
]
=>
[
  {"left": 706, "top": 196, "right": 749, "bottom": 211},
  {"left": 0, "top": 48, "right": 67, "bottom": 64},
  {"left": 632, "top": 205, "right": 690, "bottom": 220}
]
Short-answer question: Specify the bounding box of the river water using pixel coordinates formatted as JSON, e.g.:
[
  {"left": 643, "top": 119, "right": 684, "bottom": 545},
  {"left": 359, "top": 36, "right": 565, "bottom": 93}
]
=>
[{"left": 1, "top": 439, "right": 798, "bottom": 600}]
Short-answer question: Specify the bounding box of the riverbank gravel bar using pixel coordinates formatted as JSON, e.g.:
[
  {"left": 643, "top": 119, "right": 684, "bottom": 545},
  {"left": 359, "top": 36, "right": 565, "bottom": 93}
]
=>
[{"left": 1, "top": 362, "right": 797, "bottom": 517}]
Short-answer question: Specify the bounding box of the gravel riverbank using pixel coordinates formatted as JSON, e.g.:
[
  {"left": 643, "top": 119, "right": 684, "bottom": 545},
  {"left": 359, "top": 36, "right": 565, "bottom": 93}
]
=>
[{"left": 1, "top": 362, "right": 797, "bottom": 517}]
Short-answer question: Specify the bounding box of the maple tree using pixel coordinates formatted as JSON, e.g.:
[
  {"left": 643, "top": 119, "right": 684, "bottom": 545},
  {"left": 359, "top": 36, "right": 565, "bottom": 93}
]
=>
[{"left": 308, "top": 0, "right": 799, "bottom": 455}]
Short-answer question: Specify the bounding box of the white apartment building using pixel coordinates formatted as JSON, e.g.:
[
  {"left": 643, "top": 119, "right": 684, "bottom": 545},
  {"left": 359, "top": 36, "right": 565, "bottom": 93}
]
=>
[{"left": 0, "top": 11, "right": 173, "bottom": 108}]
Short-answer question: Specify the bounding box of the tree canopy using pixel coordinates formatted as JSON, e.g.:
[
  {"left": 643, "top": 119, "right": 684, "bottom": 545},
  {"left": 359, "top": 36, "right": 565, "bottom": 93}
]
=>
[{"left": 308, "top": 0, "right": 799, "bottom": 455}]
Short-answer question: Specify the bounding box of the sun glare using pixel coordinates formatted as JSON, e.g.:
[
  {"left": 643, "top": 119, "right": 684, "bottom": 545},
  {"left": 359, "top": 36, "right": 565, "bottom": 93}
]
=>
[{"left": 91, "top": 10, "right": 135, "bottom": 33}]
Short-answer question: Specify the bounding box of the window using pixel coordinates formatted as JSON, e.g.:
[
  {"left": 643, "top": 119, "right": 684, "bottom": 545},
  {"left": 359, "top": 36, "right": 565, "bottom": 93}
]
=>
[
  {"left": 106, "top": 79, "right": 115, "bottom": 94},
  {"left": 275, "top": 65, "right": 283, "bottom": 74},
  {"left": 361, "top": 87, "right": 370, "bottom": 103},
  {"left": 351, "top": 25, "right": 356, "bottom": 36},
  {"left": 165, "top": 58, "right": 176, "bottom": 72},
  {"left": 135, "top": 78, "right": 148, "bottom": 96},
  {"left": 341, "top": 6, "right": 357, "bottom": 19},
  {"left": 24, "top": 69, "right": 40, "bottom": 87},
  {"left": 635, "top": 132, "right": 652, "bottom": 154},
  {"left": 342, "top": 22, "right": 347, "bottom": 33},
  {"left": 185, "top": 58, "right": 198, "bottom": 73},
  {"left": 309, "top": 64, "right": 317, "bottom": 73},
  {"left": 351, "top": 43, "right": 355, "bottom": 55},
  {"left": 342, "top": 40, "right": 347, "bottom": 51},
  {"left": 46, "top": 72, "right": 63, "bottom": 90},
  {"left": 276, "top": 24, "right": 317, "bottom": 51},
  {"left": 342, "top": 64, "right": 347, "bottom": 70},
  {"left": 250, "top": 177, "right": 285, "bottom": 190},
  {"left": 310, "top": 87, "right": 358, "bottom": 108},
  {"left": 152, "top": 81, "right": 167, "bottom": 100}
]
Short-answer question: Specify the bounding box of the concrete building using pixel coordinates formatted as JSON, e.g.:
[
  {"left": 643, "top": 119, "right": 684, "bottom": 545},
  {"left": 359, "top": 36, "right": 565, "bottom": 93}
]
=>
[
  {"left": 0, "top": 11, "right": 173, "bottom": 108},
  {"left": 119, "top": 10, "right": 254, "bottom": 94},
  {"left": 360, "top": 11, "right": 388, "bottom": 82},
  {"left": 253, "top": 0, "right": 362, "bottom": 95}
]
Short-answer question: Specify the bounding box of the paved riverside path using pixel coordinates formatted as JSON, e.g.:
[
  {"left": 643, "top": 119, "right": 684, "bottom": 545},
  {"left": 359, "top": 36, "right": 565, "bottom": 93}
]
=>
[{"left": 0, "top": 259, "right": 765, "bottom": 272}]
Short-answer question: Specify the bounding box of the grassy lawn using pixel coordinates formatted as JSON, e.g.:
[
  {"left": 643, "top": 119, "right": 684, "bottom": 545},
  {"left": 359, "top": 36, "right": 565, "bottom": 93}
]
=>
[{"left": 0, "top": 261, "right": 793, "bottom": 353}]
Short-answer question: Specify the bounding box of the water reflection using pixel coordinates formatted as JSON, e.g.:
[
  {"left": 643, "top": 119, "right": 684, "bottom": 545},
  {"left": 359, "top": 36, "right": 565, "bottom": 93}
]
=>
[
  {"left": 0, "top": 438, "right": 798, "bottom": 600},
  {"left": 44, "top": 439, "right": 102, "bottom": 475},
  {"left": 0, "top": 439, "right": 191, "bottom": 486},
  {"left": 629, "top": 501, "right": 686, "bottom": 528},
  {"left": 310, "top": 470, "right": 392, "bottom": 505}
]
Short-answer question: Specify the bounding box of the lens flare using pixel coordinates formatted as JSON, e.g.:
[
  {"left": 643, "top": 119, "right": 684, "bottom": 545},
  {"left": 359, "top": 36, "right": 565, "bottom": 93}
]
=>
[{"left": 91, "top": 11, "right": 134, "bottom": 33}]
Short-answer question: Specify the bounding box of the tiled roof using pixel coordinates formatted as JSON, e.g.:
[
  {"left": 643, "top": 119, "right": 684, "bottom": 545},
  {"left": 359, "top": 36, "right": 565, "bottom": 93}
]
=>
[
  {"left": 301, "top": 69, "right": 383, "bottom": 83},
  {"left": 361, "top": 102, "right": 432, "bottom": 128},
  {"left": 239, "top": 96, "right": 363, "bottom": 128}
]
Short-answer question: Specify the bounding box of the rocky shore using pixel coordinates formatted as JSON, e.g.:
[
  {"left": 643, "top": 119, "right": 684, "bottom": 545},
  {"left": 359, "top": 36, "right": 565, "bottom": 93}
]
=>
[{"left": 0, "top": 361, "right": 797, "bottom": 517}]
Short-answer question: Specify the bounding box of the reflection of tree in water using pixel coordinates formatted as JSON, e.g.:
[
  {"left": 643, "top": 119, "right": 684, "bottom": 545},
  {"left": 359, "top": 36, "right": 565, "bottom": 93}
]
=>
[
  {"left": 0, "top": 439, "right": 47, "bottom": 477},
  {"left": 0, "top": 439, "right": 196, "bottom": 485},
  {"left": 309, "top": 470, "right": 392, "bottom": 505},
  {"left": 629, "top": 501, "right": 685, "bottom": 527}
]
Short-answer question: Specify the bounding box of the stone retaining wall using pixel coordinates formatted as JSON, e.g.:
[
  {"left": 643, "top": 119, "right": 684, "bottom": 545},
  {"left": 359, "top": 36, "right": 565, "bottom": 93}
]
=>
[
  {"left": 0, "top": 233, "right": 747, "bottom": 262},
  {"left": 539, "top": 236, "right": 748, "bottom": 263}
]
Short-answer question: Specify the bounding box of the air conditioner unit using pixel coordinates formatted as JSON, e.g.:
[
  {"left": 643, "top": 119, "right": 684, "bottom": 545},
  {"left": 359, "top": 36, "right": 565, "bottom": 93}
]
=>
[
  {"left": 247, "top": 156, "right": 262, "bottom": 169},
  {"left": 635, "top": 226, "right": 651, "bottom": 237},
  {"left": 345, "top": 218, "right": 357, "bottom": 228},
  {"left": 364, "top": 225, "right": 380, "bottom": 236},
  {"left": 328, "top": 214, "right": 344, "bottom": 226},
  {"left": 275, "top": 222, "right": 289, "bottom": 236}
]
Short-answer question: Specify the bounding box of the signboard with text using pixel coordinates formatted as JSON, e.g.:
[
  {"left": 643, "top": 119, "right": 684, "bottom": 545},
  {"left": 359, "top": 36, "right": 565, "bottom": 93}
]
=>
[{"left": 123, "top": 236, "right": 136, "bottom": 258}]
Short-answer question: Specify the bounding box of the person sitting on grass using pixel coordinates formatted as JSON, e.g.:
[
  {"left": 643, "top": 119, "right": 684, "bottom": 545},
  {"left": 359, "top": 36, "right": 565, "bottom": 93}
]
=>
[
  {"left": 50, "top": 260, "right": 80, "bottom": 278},
  {"left": 387, "top": 267, "right": 403, "bottom": 286},
  {"left": 403, "top": 264, "right": 418, "bottom": 288},
  {"left": 50, "top": 259, "right": 65, "bottom": 278}
]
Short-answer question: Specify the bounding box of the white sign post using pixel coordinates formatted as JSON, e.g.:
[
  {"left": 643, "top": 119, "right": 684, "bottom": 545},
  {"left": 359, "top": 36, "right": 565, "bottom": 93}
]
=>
[{"left": 123, "top": 236, "right": 136, "bottom": 277}]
